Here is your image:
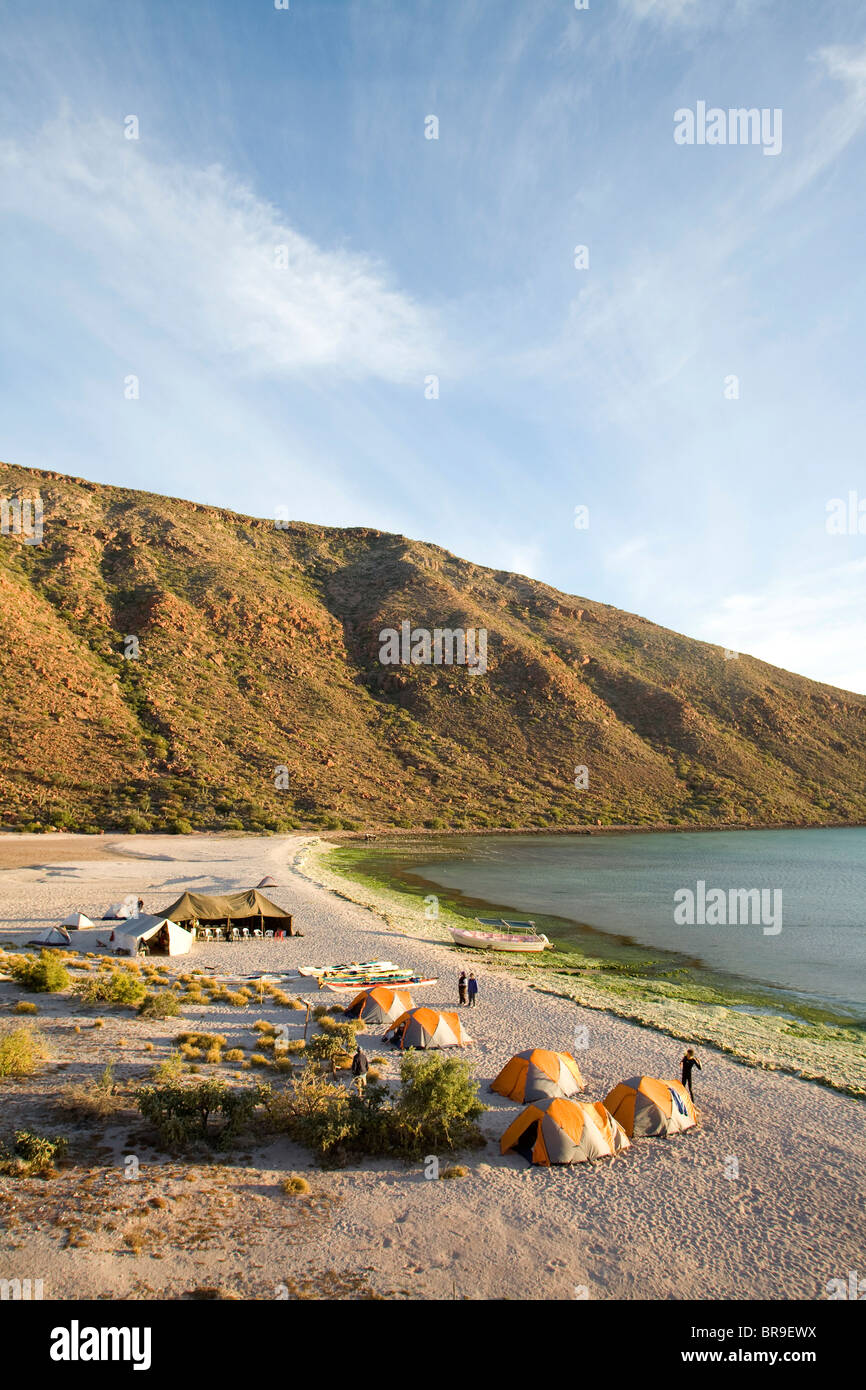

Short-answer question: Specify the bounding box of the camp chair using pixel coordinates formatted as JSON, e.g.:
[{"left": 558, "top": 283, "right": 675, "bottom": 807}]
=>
[
  {"left": 241, "top": 927, "right": 250, "bottom": 940},
  {"left": 265, "top": 929, "right": 274, "bottom": 939},
  {"left": 252, "top": 928, "right": 263, "bottom": 939},
  {"left": 230, "top": 927, "right": 241, "bottom": 943}
]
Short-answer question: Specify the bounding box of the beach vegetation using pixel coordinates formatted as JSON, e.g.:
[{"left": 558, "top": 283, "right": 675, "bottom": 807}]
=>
[
  {"left": 138, "top": 991, "right": 181, "bottom": 1019},
  {"left": 136, "top": 1078, "right": 264, "bottom": 1150},
  {"left": 0, "top": 1024, "right": 49, "bottom": 1078},
  {"left": 0, "top": 1129, "right": 68, "bottom": 1177},
  {"left": 76, "top": 969, "right": 147, "bottom": 1009},
  {"left": 9, "top": 951, "right": 71, "bottom": 993}
]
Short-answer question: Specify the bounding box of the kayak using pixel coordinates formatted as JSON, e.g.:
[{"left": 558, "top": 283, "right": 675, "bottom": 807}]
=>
[
  {"left": 321, "top": 976, "right": 438, "bottom": 993},
  {"left": 297, "top": 960, "right": 395, "bottom": 978}
]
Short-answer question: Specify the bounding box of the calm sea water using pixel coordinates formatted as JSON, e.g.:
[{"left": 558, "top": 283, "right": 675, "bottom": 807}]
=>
[{"left": 360, "top": 828, "right": 866, "bottom": 1017}]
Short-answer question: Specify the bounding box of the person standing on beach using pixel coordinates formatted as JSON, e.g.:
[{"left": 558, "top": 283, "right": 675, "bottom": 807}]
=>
[
  {"left": 458, "top": 971, "right": 468, "bottom": 1006},
  {"left": 681, "top": 1048, "right": 701, "bottom": 1101},
  {"left": 467, "top": 973, "right": 478, "bottom": 1008},
  {"left": 351, "top": 1047, "right": 369, "bottom": 1093}
]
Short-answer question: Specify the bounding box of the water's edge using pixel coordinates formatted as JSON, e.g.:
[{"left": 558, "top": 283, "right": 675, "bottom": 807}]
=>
[{"left": 295, "top": 838, "right": 866, "bottom": 1099}]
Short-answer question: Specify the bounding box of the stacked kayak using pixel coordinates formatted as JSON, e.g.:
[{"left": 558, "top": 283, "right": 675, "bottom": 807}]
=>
[
  {"left": 297, "top": 960, "right": 394, "bottom": 979},
  {"left": 321, "top": 973, "right": 437, "bottom": 993}
]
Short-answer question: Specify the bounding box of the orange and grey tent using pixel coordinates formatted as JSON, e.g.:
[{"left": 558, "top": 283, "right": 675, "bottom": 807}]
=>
[
  {"left": 344, "top": 985, "right": 415, "bottom": 1025},
  {"left": 383, "top": 1006, "right": 472, "bottom": 1049},
  {"left": 603, "top": 1076, "right": 696, "bottom": 1137},
  {"left": 500, "top": 1097, "right": 630, "bottom": 1165},
  {"left": 491, "top": 1049, "right": 585, "bottom": 1103}
]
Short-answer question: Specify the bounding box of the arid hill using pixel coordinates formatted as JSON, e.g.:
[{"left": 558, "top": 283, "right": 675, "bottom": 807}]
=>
[{"left": 1, "top": 460, "right": 864, "bottom": 834}]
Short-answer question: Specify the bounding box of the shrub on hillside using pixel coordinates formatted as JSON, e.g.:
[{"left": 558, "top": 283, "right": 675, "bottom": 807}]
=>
[{"left": 56, "top": 1063, "right": 125, "bottom": 1120}]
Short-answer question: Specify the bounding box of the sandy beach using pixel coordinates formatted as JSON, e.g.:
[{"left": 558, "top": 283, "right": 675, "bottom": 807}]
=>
[{"left": 0, "top": 832, "right": 862, "bottom": 1302}]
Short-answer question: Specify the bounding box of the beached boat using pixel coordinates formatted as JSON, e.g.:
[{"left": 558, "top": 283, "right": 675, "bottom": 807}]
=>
[
  {"left": 448, "top": 918, "right": 552, "bottom": 952},
  {"left": 321, "top": 975, "right": 437, "bottom": 993}
]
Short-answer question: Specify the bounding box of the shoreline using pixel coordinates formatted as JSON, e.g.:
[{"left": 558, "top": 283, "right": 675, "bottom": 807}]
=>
[
  {"left": 298, "top": 838, "right": 866, "bottom": 1099},
  {"left": 1, "top": 830, "right": 863, "bottom": 1300}
]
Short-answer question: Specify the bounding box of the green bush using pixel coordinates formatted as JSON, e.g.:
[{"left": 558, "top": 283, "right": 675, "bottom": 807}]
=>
[
  {"left": 76, "top": 970, "right": 147, "bottom": 1009},
  {"left": 138, "top": 991, "right": 181, "bottom": 1019},
  {"left": 263, "top": 1054, "right": 486, "bottom": 1165},
  {"left": 0, "top": 1025, "right": 49, "bottom": 1077},
  {"left": 136, "top": 1078, "right": 263, "bottom": 1151},
  {"left": 9, "top": 951, "right": 70, "bottom": 993},
  {"left": 0, "top": 1129, "right": 68, "bottom": 1176}
]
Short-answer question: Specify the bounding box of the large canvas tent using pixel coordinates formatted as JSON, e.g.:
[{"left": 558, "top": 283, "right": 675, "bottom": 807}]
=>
[
  {"left": 491, "top": 1049, "right": 586, "bottom": 1103},
  {"left": 383, "top": 1007, "right": 472, "bottom": 1049},
  {"left": 162, "top": 890, "right": 295, "bottom": 932},
  {"left": 104, "top": 900, "right": 136, "bottom": 920},
  {"left": 603, "top": 1077, "right": 697, "bottom": 1138},
  {"left": 113, "top": 914, "right": 193, "bottom": 957},
  {"left": 500, "top": 1098, "right": 630, "bottom": 1166}
]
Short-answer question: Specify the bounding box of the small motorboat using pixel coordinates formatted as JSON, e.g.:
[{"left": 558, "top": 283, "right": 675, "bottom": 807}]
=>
[{"left": 447, "top": 918, "right": 552, "bottom": 952}]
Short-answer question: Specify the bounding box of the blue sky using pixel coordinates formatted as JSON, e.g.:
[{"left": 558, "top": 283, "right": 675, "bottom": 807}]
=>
[{"left": 1, "top": 0, "right": 865, "bottom": 691}]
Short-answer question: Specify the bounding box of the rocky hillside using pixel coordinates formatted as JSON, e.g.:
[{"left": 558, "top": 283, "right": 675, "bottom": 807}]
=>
[{"left": 1, "top": 460, "right": 864, "bottom": 834}]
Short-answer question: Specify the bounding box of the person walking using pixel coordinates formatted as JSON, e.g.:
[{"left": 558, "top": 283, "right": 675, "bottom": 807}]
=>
[
  {"left": 681, "top": 1047, "right": 701, "bottom": 1101},
  {"left": 467, "top": 972, "right": 478, "bottom": 1008},
  {"left": 458, "top": 970, "right": 468, "bottom": 1006},
  {"left": 351, "top": 1047, "right": 370, "bottom": 1093}
]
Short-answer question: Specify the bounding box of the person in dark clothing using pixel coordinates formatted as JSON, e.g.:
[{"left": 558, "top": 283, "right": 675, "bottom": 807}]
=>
[
  {"left": 681, "top": 1048, "right": 701, "bottom": 1101},
  {"left": 467, "top": 973, "right": 478, "bottom": 1008},
  {"left": 351, "top": 1047, "right": 370, "bottom": 1091},
  {"left": 458, "top": 971, "right": 468, "bottom": 1006},
  {"left": 137, "top": 898, "right": 145, "bottom": 916}
]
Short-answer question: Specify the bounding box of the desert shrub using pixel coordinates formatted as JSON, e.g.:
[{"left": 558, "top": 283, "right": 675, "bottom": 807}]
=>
[
  {"left": 441, "top": 1165, "right": 468, "bottom": 1179},
  {"left": 138, "top": 991, "right": 181, "bottom": 1019},
  {"left": 282, "top": 1175, "right": 310, "bottom": 1195},
  {"left": 306, "top": 1022, "right": 360, "bottom": 1074},
  {"left": 226, "top": 992, "right": 249, "bottom": 1007},
  {"left": 76, "top": 970, "right": 147, "bottom": 1009},
  {"left": 9, "top": 952, "right": 70, "bottom": 994},
  {"left": 263, "top": 1054, "right": 485, "bottom": 1164},
  {"left": 57, "top": 1063, "right": 124, "bottom": 1120},
  {"left": 254, "top": 1020, "right": 277, "bottom": 1034},
  {"left": 136, "top": 1078, "right": 263, "bottom": 1151},
  {"left": 224, "top": 1049, "right": 244, "bottom": 1063},
  {"left": 394, "top": 1053, "right": 486, "bottom": 1155},
  {"left": 0, "top": 1025, "right": 49, "bottom": 1078},
  {"left": 0, "top": 1129, "right": 68, "bottom": 1176},
  {"left": 13, "top": 1001, "right": 38, "bottom": 1016},
  {"left": 151, "top": 1052, "right": 186, "bottom": 1082},
  {"left": 285, "top": 1039, "right": 306, "bottom": 1055},
  {"left": 180, "top": 1043, "right": 203, "bottom": 1060},
  {"left": 250, "top": 1053, "right": 271, "bottom": 1068},
  {"left": 175, "top": 1032, "right": 227, "bottom": 1049}
]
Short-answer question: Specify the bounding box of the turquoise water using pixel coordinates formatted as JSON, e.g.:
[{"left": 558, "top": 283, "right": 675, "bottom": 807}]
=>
[{"left": 347, "top": 828, "right": 866, "bottom": 1017}]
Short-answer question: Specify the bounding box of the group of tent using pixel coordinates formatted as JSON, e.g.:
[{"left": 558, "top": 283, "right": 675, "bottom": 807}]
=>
[
  {"left": 33, "top": 882, "right": 294, "bottom": 958},
  {"left": 342, "top": 987, "right": 697, "bottom": 1169},
  {"left": 492, "top": 1049, "right": 696, "bottom": 1166},
  {"left": 344, "top": 986, "right": 473, "bottom": 1049}
]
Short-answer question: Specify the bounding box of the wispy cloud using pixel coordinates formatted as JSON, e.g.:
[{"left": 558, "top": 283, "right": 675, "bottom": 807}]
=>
[
  {"left": 695, "top": 558, "right": 866, "bottom": 695},
  {"left": 0, "top": 118, "right": 445, "bottom": 385}
]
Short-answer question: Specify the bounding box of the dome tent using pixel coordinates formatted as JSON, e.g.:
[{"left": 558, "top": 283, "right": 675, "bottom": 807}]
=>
[
  {"left": 500, "top": 1097, "right": 630, "bottom": 1166},
  {"left": 383, "top": 1007, "right": 472, "bottom": 1049},
  {"left": 603, "top": 1076, "right": 696, "bottom": 1137},
  {"left": 491, "top": 1049, "right": 585, "bottom": 1103},
  {"left": 344, "top": 986, "right": 415, "bottom": 1025},
  {"left": 60, "top": 912, "right": 93, "bottom": 930}
]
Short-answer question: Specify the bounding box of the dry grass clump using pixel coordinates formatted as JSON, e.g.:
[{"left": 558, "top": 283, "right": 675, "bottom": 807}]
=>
[
  {"left": 281, "top": 1175, "right": 311, "bottom": 1195},
  {"left": 284, "top": 1039, "right": 306, "bottom": 1055},
  {"left": 57, "top": 1062, "right": 125, "bottom": 1120},
  {"left": 226, "top": 991, "right": 249, "bottom": 1007},
  {"left": 250, "top": 1053, "right": 272, "bottom": 1068},
  {"left": 254, "top": 1020, "right": 278, "bottom": 1034},
  {"left": 441, "top": 1165, "right": 468, "bottom": 1179},
  {"left": 13, "top": 1001, "right": 38, "bottom": 1016},
  {"left": 224, "top": 1048, "right": 245, "bottom": 1062}
]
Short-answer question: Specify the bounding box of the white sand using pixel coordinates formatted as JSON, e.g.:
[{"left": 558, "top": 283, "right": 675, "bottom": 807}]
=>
[{"left": 0, "top": 832, "right": 862, "bottom": 1301}]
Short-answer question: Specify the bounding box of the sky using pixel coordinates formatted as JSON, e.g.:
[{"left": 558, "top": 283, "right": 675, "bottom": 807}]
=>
[{"left": 1, "top": 0, "right": 864, "bottom": 692}]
